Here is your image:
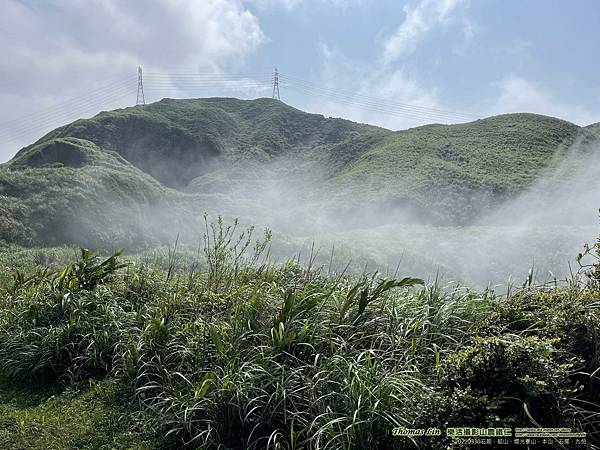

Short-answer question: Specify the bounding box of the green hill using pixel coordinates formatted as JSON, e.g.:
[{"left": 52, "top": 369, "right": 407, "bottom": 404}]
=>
[
  {"left": 325, "top": 113, "right": 581, "bottom": 222},
  {"left": 1, "top": 97, "right": 597, "bottom": 248},
  {"left": 16, "top": 98, "right": 367, "bottom": 189},
  {"left": 1, "top": 137, "right": 178, "bottom": 247}
]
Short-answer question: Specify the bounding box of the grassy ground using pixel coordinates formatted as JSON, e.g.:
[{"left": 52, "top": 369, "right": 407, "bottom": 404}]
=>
[
  {"left": 0, "top": 378, "right": 153, "bottom": 449},
  {"left": 0, "top": 221, "right": 598, "bottom": 449}
]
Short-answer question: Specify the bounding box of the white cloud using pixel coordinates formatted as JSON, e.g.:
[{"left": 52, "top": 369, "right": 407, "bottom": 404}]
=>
[
  {"left": 299, "top": 43, "right": 447, "bottom": 131},
  {"left": 491, "top": 75, "right": 599, "bottom": 125},
  {"left": 246, "top": 0, "right": 303, "bottom": 10},
  {"left": 0, "top": 0, "right": 266, "bottom": 161},
  {"left": 292, "top": 0, "right": 475, "bottom": 130},
  {"left": 382, "top": 0, "right": 467, "bottom": 63},
  {"left": 452, "top": 16, "right": 479, "bottom": 55},
  {"left": 246, "top": 0, "right": 360, "bottom": 11}
]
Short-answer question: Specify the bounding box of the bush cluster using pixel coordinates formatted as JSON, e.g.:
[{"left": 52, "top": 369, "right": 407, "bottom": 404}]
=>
[{"left": 0, "top": 223, "right": 598, "bottom": 449}]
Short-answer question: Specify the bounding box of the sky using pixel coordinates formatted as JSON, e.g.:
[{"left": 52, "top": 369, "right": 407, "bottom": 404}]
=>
[{"left": 1, "top": 0, "right": 600, "bottom": 162}]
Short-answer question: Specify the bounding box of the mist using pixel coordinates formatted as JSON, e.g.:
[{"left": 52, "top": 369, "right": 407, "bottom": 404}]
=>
[
  {"left": 102, "top": 127, "right": 591, "bottom": 289},
  {"left": 14, "top": 113, "right": 596, "bottom": 289}
]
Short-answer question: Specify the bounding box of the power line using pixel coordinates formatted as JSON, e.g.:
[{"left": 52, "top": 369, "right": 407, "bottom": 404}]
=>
[
  {"left": 0, "top": 73, "right": 272, "bottom": 149},
  {"left": 285, "top": 82, "right": 472, "bottom": 124},
  {"left": 280, "top": 73, "right": 479, "bottom": 118},
  {"left": 279, "top": 73, "right": 479, "bottom": 122},
  {"left": 143, "top": 84, "right": 271, "bottom": 98},
  {"left": 0, "top": 75, "right": 135, "bottom": 130},
  {"left": 144, "top": 71, "right": 273, "bottom": 77},
  {"left": 144, "top": 82, "right": 271, "bottom": 88},
  {"left": 142, "top": 70, "right": 480, "bottom": 122},
  {"left": 0, "top": 81, "right": 134, "bottom": 140},
  {"left": 143, "top": 76, "right": 272, "bottom": 99},
  {"left": 142, "top": 70, "right": 479, "bottom": 122},
  {"left": 144, "top": 75, "right": 273, "bottom": 81},
  {"left": 0, "top": 87, "right": 134, "bottom": 146},
  {"left": 142, "top": 72, "right": 273, "bottom": 92}
]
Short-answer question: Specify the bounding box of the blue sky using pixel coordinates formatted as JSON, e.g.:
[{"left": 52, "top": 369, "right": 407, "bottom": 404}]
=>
[
  {"left": 242, "top": 0, "right": 600, "bottom": 126},
  {"left": 1, "top": 0, "right": 599, "bottom": 161}
]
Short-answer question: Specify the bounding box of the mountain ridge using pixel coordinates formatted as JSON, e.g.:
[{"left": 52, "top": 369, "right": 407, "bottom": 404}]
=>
[{"left": 1, "top": 97, "right": 597, "bottom": 247}]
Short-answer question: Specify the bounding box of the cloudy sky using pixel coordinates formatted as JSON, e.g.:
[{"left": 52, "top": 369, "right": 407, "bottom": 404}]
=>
[{"left": 1, "top": 0, "right": 599, "bottom": 162}]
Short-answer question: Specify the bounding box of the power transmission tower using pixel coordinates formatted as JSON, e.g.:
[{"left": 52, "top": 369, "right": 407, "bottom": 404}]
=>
[
  {"left": 136, "top": 66, "right": 145, "bottom": 106},
  {"left": 272, "top": 68, "right": 280, "bottom": 100}
]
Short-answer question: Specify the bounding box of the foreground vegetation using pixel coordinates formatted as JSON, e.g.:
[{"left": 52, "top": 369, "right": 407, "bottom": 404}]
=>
[{"left": 0, "top": 221, "right": 598, "bottom": 449}]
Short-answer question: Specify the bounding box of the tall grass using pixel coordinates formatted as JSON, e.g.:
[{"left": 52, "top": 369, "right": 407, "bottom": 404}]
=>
[{"left": 0, "top": 218, "right": 598, "bottom": 449}]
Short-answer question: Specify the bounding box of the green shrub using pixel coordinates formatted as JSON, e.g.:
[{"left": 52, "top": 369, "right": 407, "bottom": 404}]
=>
[
  {"left": 426, "top": 335, "right": 578, "bottom": 432},
  {"left": 0, "top": 249, "right": 130, "bottom": 381}
]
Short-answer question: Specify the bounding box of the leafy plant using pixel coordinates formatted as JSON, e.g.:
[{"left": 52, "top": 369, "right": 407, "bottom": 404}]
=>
[
  {"left": 0, "top": 249, "right": 129, "bottom": 381},
  {"left": 339, "top": 275, "right": 424, "bottom": 325}
]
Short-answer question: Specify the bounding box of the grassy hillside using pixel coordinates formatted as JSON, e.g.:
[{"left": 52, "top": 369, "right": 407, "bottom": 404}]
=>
[
  {"left": 1, "top": 97, "right": 597, "bottom": 250},
  {"left": 1, "top": 137, "right": 184, "bottom": 247},
  {"left": 16, "top": 98, "right": 368, "bottom": 189},
  {"left": 326, "top": 113, "right": 582, "bottom": 223}
]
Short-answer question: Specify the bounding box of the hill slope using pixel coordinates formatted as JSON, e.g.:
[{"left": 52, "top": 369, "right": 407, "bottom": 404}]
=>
[
  {"left": 324, "top": 113, "right": 582, "bottom": 222},
  {"left": 16, "top": 98, "right": 369, "bottom": 189},
  {"left": 1, "top": 97, "right": 596, "bottom": 247},
  {"left": 1, "top": 137, "right": 182, "bottom": 246}
]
